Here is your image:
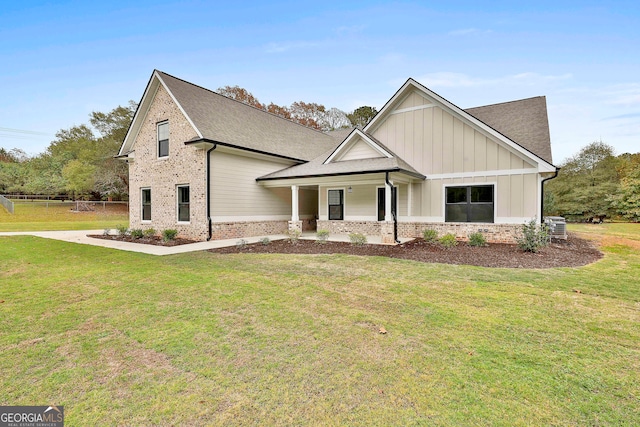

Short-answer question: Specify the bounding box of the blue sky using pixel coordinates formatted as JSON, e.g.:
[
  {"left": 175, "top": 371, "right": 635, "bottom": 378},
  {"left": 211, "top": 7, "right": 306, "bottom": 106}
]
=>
[{"left": 1, "top": 0, "right": 638, "bottom": 163}]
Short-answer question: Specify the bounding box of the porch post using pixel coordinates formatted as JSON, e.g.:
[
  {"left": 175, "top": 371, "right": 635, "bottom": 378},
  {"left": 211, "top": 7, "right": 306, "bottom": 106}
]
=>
[
  {"left": 291, "top": 185, "right": 299, "bottom": 222},
  {"left": 381, "top": 178, "right": 395, "bottom": 244},
  {"left": 288, "top": 185, "right": 303, "bottom": 235},
  {"left": 384, "top": 180, "right": 392, "bottom": 221}
]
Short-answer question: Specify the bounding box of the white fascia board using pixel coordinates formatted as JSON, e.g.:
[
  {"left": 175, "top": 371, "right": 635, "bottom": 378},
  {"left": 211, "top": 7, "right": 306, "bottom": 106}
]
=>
[
  {"left": 364, "top": 78, "right": 557, "bottom": 173},
  {"left": 155, "top": 72, "right": 203, "bottom": 140},
  {"left": 323, "top": 129, "right": 392, "bottom": 164}
]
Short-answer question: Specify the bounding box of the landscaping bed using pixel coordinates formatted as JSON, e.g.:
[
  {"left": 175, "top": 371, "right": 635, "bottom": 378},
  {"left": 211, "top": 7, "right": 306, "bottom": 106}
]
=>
[
  {"left": 209, "top": 233, "right": 602, "bottom": 268},
  {"left": 88, "top": 234, "right": 197, "bottom": 247}
]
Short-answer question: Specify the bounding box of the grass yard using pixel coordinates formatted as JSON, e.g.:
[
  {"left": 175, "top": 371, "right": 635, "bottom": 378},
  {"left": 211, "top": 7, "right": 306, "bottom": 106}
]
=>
[
  {"left": 0, "top": 227, "right": 639, "bottom": 425},
  {"left": 0, "top": 201, "right": 129, "bottom": 231}
]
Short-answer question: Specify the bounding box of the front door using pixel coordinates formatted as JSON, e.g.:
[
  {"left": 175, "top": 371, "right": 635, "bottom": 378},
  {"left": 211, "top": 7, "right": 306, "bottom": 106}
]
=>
[{"left": 377, "top": 187, "right": 397, "bottom": 221}]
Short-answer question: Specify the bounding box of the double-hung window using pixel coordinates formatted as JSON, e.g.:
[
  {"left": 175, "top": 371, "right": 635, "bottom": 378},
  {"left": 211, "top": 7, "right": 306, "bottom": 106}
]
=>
[
  {"left": 328, "top": 189, "right": 344, "bottom": 220},
  {"left": 445, "top": 185, "right": 494, "bottom": 223},
  {"left": 141, "top": 188, "right": 151, "bottom": 221},
  {"left": 177, "top": 185, "right": 190, "bottom": 222},
  {"left": 157, "top": 121, "right": 169, "bottom": 158}
]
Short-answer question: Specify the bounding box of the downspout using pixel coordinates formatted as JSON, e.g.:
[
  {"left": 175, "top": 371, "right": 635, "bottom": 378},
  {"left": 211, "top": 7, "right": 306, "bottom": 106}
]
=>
[
  {"left": 385, "top": 172, "right": 400, "bottom": 244},
  {"left": 540, "top": 167, "right": 559, "bottom": 222},
  {"left": 206, "top": 144, "right": 217, "bottom": 241}
]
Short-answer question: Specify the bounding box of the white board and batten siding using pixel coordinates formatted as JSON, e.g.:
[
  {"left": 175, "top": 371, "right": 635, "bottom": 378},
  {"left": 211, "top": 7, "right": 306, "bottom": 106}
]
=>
[{"left": 371, "top": 90, "right": 541, "bottom": 221}]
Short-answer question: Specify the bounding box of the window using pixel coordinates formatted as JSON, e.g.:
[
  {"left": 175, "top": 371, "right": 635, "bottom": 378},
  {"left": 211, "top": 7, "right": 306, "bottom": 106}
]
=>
[
  {"left": 141, "top": 188, "right": 151, "bottom": 221},
  {"left": 328, "top": 189, "right": 344, "bottom": 220},
  {"left": 177, "top": 185, "right": 190, "bottom": 222},
  {"left": 158, "top": 121, "right": 169, "bottom": 157},
  {"left": 445, "top": 185, "right": 494, "bottom": 223}
]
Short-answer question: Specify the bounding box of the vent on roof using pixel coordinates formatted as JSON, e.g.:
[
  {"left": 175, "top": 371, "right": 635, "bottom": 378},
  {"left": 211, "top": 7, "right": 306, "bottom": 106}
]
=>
[{"left": 545, "top": 216, "right": 567, "bottom": 240}]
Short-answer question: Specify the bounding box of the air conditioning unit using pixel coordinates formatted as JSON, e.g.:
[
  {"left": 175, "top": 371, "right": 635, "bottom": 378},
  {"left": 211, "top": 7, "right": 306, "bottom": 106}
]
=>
[{"left": 545, "top": 216, "right": 567, "bottom": 240}]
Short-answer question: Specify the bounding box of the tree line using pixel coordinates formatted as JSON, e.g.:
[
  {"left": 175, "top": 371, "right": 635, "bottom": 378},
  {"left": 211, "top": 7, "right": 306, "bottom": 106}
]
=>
[
  {"left": 545, "top": 141, "right": 640, "bottom": 222},
  {"left": 0, "top": 87, "right": 378, "bottom": 200}
]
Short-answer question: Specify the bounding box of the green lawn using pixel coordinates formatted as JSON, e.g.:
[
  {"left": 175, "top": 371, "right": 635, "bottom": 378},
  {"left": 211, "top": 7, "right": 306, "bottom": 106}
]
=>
[
  {"left": 0, "top": 201, "right": 129, "bottom": 231},
  {"left": 1, "top": 227, "right": 639, "bottom": 425}
]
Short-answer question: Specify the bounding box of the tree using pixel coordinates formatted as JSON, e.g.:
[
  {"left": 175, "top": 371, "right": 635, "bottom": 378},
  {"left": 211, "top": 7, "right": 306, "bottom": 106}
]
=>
[
  {"left": 266, "top": 102, "right": 292, "bottom": 120},
  {"left": 609, "top": 154, "right": 640, "bottom": 222},
  {"left": 62, "top": 159, "right": 96, "bottom": 198},
  {"left": 324, "top": 107, "right": 351, "bottom": 131},
  {"left": 546, "top": 141, "right": 621, "bottom": 221},
  {"left": 347, "top": 106, "right": 378, "bottom": 128},
  {"left": 217, "top": 85, "right": 264, "bottom": 109}
]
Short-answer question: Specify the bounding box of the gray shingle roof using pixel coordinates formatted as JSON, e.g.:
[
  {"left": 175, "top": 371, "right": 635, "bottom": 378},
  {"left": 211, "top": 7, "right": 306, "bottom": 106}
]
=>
[
  {"left": 157, "top": 71, "right": 338, "bottom": 161},
  {"left": 464, "top": 96, "right": 553, "bottom": 164},
  {"left": 257, "top": 135, "right": 425, "bottom": 181}
]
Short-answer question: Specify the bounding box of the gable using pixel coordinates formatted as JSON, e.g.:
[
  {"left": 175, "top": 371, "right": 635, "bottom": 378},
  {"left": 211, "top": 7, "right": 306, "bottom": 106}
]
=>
[
  {"left": 365, "top": 80, "right": 556, "bottom": 174},
  {"left": 336, "top": 138, "right": 386, "bottom": 161}
]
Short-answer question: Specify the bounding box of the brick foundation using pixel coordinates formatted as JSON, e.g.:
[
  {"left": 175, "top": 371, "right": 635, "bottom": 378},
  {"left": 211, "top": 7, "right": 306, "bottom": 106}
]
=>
[
  {"left": 210, "top": 220, "right": 289, "bottom": 240},
  {"left": 318, "top": 220, "right": 522, "bottom": 244}
]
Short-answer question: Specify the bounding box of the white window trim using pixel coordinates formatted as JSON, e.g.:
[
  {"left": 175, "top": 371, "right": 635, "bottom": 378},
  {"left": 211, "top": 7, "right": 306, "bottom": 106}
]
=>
[
  {"left": 442, "top": 182, "right": 497, "bottom": 223},
  {"left": 327, "top": 187, "right": 345, "bottom": 221},
  {"left": 176, "top": 184, "right": 190, "bottom": 224},
  {"left": 157, "top": 121, "right": 169, "bottom": 159},
  {"left": 141, "top": 187, "right": 151, "bottom": 223}
]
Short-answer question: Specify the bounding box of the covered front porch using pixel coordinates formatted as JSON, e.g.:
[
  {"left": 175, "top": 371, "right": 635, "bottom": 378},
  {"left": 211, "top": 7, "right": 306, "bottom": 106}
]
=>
[{"left": 262, "top": 170, "right": 425, "bottom": 245}]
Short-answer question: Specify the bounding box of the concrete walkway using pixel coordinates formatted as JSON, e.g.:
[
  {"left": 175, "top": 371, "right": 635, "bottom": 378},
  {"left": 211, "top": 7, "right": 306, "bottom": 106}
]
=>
[{"left": 0, "top": 230, "right": 412, "bottom": 256}]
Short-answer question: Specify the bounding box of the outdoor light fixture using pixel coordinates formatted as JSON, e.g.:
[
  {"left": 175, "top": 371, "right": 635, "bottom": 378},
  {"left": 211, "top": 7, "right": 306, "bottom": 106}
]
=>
[{"left": 348, "top": 186, "right": 353, "bottom": 193}]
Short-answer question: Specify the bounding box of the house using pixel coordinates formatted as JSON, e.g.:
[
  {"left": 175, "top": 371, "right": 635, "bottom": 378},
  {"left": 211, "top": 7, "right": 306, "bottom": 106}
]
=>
[{"left": 117, "top": 70, "right": 558, "bottom": 243}]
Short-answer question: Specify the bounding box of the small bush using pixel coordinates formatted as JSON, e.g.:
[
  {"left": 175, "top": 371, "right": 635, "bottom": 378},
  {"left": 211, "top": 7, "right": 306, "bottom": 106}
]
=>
[
  {"left": 517, "top": 218, "right": 549, "bottom": 253},
  {"left": 468, "top": 232, "right": 487, "bottom": 247},
  {"left": 439, "top": 233, "right": 458, "bottom": 248},
  {"left": 103, "top": 228, "right": 111, "bottom": 236},
  {"left": 349, "top": 232, "right": 367, "bottom": 246},
  {"left": 116, "top": 224, "right": 129, "bottom": 236},
  {"left": 287, "top": 229, "right": 301, "bottom": 243},
  {"left": 259, "top": 237, "right": 271, "bottom": 245},
  {"left": 162, "top": 229, "right": 178, "bottom": 242},
  {"left": 143, "top": 228, "right": 156, "bottom": 238},
  {"left": 422, "top": 228, "right": 438, "bottom": 243},
  {"left": 130, "top": 228, "right": 144, "bottom": 239},
  {"left": 316, "top": 229, "right": 330, "bottom": 244},
  {"left": 236, "top": 239, "right": 248, "bottom": 249}
]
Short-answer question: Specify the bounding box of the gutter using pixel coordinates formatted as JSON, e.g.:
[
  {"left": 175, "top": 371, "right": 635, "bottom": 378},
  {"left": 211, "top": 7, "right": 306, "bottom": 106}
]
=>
[
  {"left": 206, "top": 144, "right": 218, "bottom": 240},
  {"left": 385, "top": 172, "right": 400, "bottom": 244},
  {"left": 541, "top": 167, "right": 560, "bottom": 221}
]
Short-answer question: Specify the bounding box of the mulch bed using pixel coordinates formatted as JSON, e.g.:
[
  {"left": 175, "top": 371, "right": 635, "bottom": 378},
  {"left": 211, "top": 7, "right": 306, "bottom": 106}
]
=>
[
  {"left": 88, "top": 234, "right": 198, "bottom": 247},
  {"left": 89, "top": 233, "right": 603, "bottom": 268},
  {"left": 209, "top": 233, "right": 603, "bottom": 269}
]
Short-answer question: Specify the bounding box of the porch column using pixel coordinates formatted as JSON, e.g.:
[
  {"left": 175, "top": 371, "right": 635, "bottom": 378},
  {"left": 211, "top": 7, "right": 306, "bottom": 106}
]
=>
[
  {"left": 384, "top": 180, "right": 393, "bottom": 221},
  {"left": 288, "top": 185, "right": 303, "bottom": 235},
  {"left": 291, "top": 185, "right": 299, "bottom": 221}
]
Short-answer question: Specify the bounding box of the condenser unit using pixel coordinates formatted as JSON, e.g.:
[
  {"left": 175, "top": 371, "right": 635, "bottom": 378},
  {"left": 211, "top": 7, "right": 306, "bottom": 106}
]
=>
[{"left": 545, "top": 216, "right": 567, "bottom": 240}]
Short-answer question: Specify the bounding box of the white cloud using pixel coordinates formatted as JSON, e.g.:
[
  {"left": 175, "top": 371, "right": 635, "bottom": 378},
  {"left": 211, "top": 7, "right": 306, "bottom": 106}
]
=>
[
  {"left": 414, "top": 71, "right": 573, "bottom": 88},
  {"left": 264, "top": 40, "right": 322, "bottom": 53},
  {"left": 448, "top": 28, "right": 492, "bottom": 36}
]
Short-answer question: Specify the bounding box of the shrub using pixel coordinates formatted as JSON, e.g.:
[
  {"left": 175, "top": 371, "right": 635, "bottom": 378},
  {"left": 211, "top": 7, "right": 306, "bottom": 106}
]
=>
[
  {"left": 517, "top": 218, "right": 549, "bottom": 253},
  {"left": 316, "top": 229, "right": 330, "bottom": 244},
  {"left": 422, "top": 228, "right": 438, "bottom": 243},
  {"left": 236, "top": 239, "right": 248, "bottom": 249},
  {"left": 115, "top": 225, "right": 129, "bottom": 236},
  {"left": 162, "top": 229, "right": 178, "bottom": 242},
  {"left": 349, "top": 232, "right": 367, "bottom": 246},
  {"left": 468, "top": 232, "right": 487, "bottom": 247},
  {"left": 259, "top": 237, "right": 271, "bottom": 245},
  {"left": 130, "top": 228, "right": 144, "bottom": 239},
  {"left": 439, "top": 233, "right": 458, "bottom": 248},
  {"left": 143, "top": 228, "right": 156, "bottom": 238},
  {"left": 287, "top": 229, "right": 301, "bottom": 243},
  {"left": 102, "top": 228, "right": 111, "bottom": 236}
]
